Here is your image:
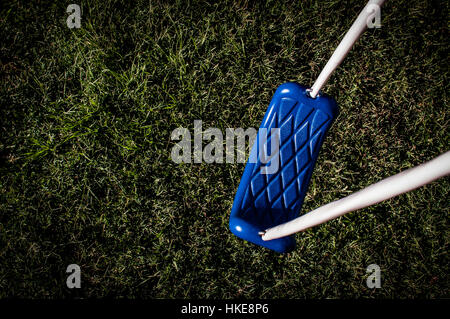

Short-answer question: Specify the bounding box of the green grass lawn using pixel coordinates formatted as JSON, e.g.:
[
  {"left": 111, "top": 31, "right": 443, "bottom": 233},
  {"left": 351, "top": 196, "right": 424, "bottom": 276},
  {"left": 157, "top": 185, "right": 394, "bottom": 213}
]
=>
[{"left": 0, "top": 0, "right": 448, "bottom": 298}]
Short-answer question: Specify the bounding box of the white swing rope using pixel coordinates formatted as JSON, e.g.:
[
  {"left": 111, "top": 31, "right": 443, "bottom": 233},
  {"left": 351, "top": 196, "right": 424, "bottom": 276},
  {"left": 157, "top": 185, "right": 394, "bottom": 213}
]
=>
[
  {"left": 261, "top": 0, "right": 450, "bottom": 241},
  {"left": 309, "top": 0, "right": 386, "bottom": 98},
  {"left": 261, "top": 151, "right": 450, "bottom": 241}
]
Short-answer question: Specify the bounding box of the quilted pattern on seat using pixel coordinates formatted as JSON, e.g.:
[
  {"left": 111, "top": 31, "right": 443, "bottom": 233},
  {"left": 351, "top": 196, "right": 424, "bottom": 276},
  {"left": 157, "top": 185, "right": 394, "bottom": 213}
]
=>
[{"left": 229, "top": 82, "right": 338, "bottom": 253}]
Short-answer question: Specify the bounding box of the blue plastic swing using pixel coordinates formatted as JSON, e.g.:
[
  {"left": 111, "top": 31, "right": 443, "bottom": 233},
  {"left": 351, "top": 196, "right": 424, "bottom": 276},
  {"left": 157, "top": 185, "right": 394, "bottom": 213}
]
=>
[{"left": 229, "top": 83, "right": 338, "bottom": 253}]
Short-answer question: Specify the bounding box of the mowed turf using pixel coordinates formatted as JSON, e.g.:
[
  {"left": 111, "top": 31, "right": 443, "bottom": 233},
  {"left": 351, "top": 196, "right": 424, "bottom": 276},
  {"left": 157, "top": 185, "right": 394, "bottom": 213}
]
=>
[{"left": 0, "top": 0, "right": 448, "bottom": 298}]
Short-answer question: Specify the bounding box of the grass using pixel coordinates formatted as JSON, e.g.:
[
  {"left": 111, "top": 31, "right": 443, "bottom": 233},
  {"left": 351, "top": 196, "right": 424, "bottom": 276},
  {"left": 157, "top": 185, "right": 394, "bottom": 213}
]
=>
[{"left": 0, "top": 0, "right": 448, "bottom": 298}]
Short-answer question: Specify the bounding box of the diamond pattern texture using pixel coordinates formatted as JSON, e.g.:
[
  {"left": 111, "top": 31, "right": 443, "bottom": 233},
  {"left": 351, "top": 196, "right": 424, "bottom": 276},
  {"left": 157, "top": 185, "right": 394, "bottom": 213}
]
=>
[
  {"left": 229, "top": 82, "right": 338, "bottom": 253},
  {"left": 239, "top": 103, "right": 331, "bottom": 226}
]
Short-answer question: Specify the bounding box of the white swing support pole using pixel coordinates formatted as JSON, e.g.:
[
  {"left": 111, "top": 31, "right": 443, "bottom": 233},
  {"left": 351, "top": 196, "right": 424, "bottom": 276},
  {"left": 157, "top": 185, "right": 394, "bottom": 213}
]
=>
[
  {"left": 309, "top": 0, "right": 386, "bottom": 98},
  {"left": 261, "top": 151, "right": 450, "bottom": 241},
  {"left": 261, "top": 0, "right": 449, "bottom": 241}
]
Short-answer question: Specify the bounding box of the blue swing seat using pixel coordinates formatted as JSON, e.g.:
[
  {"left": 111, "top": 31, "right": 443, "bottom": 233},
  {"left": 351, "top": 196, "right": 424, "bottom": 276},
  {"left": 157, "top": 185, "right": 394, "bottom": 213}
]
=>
[{"left": 229, "top": 82, "right": 339, "bottom": 253}]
